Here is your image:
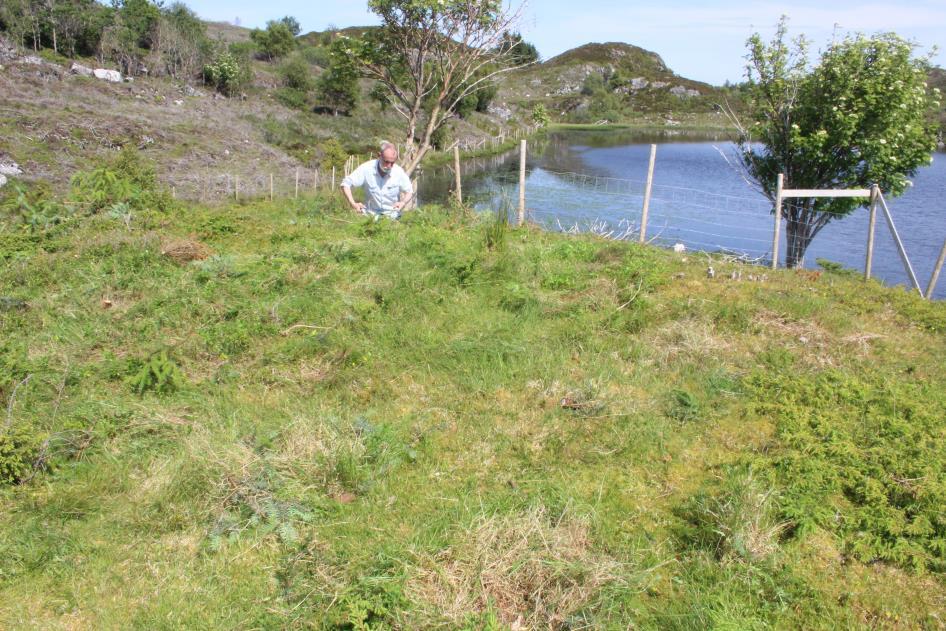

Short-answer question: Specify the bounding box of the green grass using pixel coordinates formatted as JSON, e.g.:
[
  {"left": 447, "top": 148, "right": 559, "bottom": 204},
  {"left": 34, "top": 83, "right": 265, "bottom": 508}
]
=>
[{"left": 1, "top": 192, "right": 945, "bottom": 628}]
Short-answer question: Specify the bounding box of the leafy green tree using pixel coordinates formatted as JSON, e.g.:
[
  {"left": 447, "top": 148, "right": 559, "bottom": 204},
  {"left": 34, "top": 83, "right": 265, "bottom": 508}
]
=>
[
  {"left": 250, "top": 19, "right": 295, "bottom": 61},
  {"left": 734, "top": 19, "right": 940, "bottom": 267},
  {"left": 317, "top": 39, "right": 359, "bottom": 115},
  {"left": 98, "top": 0, "right": 161, "bottom": 74},
  {"left": 497, "top": 30, "right": 538, "bottom": 66},
  {"left": 0, "top": 0, "right": 36, "bottom": 50},
  {"left": 278, "top": 55, "right": 313, "bottom": 91},
  {"left": 279, "top": 15, "right": 301, "bottom": 37},
  {"left": 52, "top": 0, "right": 110, "bottom": 57},
  {"left": 155, "top": 2, "right": 209, "bottom": 79},
  {"left": 115, "top": 0, "right": 160, "bottom": 49},
  {"left": 343, "top": 0, "right": 529, "bottom": 175}
]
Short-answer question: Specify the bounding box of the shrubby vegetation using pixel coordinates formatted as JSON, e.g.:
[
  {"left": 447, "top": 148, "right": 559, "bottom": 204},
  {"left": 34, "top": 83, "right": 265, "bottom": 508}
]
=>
[
  {"left": 203, "top": 46, "right": 252, "bottom": 96},
  {"left": 249, "top": 19, "right": 295, "bottom": 61}
]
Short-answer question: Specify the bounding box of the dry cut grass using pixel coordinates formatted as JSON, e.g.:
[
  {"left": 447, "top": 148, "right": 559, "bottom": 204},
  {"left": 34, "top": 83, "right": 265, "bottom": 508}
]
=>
[{"left": 406, "top": 505, "right": 623, "bottom": 628}]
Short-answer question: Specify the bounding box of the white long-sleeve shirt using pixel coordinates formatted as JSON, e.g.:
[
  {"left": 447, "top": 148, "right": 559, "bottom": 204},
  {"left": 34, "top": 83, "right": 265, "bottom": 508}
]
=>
[{"left": 341, "top": 160, "right": 412, "bottom": 214}]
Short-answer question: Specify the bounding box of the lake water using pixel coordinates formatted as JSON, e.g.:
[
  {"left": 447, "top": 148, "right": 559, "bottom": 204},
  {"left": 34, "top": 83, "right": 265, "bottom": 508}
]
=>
[{"left": 419, "top": 129, "right": 946, "bottom": 299}]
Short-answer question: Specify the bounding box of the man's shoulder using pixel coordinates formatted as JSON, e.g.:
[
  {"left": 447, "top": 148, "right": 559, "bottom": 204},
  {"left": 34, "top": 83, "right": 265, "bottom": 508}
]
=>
[{"left": 358, "top": 159, "right": 377, "bottom": 172}]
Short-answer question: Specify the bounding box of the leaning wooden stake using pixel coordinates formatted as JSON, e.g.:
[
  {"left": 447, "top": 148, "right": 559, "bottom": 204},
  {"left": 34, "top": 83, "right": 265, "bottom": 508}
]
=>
[
  {"left": 878, "top": 191, "right": 922, "bottom": 294},
  {"left": 865, "top": 184, "right": 879, "bottom": 279},
  {"left": 453, "top": 146, "right": 462, "bottom": 204},
  {"left": 518, "top": 139, "right": 527, "bottom": 225},
  {"left": 925, "top": 239, "right": 946, "bottom": 300},
  {"left": 269, "top": 173, "right": 274, "bottom": 201},
  {"left": 771, "top": 173, "right": 784, "bottom": 270},
  {"left": 639, "top": 144, "right": 656, "bottom": 243}
]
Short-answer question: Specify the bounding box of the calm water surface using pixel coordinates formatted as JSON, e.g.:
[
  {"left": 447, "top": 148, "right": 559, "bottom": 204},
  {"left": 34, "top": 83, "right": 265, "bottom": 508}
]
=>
[{"left": 419, "top": 129, "right": 946, "bottom": 299}]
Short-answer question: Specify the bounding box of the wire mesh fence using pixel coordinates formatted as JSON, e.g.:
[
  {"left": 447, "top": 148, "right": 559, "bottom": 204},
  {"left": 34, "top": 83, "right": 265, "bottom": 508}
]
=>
[
  {"left": 468, "top": 167, "right": 779, "bottom": 262},
  {"left": 463, "top": 164, "right": 944, "bottom": 299},
  {"left": 168, "top": 168, "right": 335, "bottom": 203},
  {"left": 160, "top": 145, "right": 943, "bottom": 299}
]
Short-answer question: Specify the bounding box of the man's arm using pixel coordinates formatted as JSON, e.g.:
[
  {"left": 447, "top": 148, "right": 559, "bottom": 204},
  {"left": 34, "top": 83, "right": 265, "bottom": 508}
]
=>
[
  {"left": 340, "top": 163, "right": 367, "bottom": 213},
  {"left": 341, "top": 184, "right": 365, "bottom": 214},
  {"left": 392, "top": 173, "right": 414, "bottom": 211}
]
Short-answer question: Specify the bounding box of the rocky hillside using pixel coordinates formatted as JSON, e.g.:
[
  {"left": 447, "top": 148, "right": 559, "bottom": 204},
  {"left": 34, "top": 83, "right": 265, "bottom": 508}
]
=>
[
  {"left": 0, "top": 28, "right": 743, "bottom": 194},
  {"left": 0, "top": 30, "right": 520, "bottom": 195},
  {"left": 494, "top": 42, "right": 730, "bottom": 126}
]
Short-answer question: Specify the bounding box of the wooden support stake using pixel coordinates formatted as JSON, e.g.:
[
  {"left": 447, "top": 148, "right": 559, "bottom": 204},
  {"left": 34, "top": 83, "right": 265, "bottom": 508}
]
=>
[
  {"left": 332, "top": 167, "right": 336, "bottom": 190},
  {"left": 234, "top": 175, "right": 239, "bottom": 201},
  {"left": 171, "top": 186, "right": 176, "bottom": 199},
  {"left": 865, "top": 184, "right": 879, "bottom": 279},
  {"left": 926, "top": 239, "right": 946, "bottom": 300},
  {"left": 639, "top": 144, "right": 656, "bottom": 243},
  {"left": 518, "top": 139, "right": 527, "bottom": 225},
  {"left": 878, "top": 191, "right": 922, "bottom": 294},
  {"left": 771, "top": 173, "right": 784, "bottom": 270},
  {"left": 295, "top": 168, "right": 299, "bottom": 198},
  {"left": 314, "top": 170, "right": 318, "bottom": 192},
  {"left": 453, "top": 145, "right": 462, "bottom": 204},
  {"left": 269, "top": 173, "right": 274, "bottom": 201}
]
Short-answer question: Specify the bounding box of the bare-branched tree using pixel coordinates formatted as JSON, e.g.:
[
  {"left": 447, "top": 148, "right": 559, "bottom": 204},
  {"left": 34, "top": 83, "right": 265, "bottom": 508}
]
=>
[{"left": 342, "top": 0, "right": 534, "bottom": 175}]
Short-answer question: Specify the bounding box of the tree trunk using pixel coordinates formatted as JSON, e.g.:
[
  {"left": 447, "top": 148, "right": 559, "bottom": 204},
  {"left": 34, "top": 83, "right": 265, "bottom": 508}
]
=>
[{"left": 783, "top": 201, "right": 819, "bottom": 268}]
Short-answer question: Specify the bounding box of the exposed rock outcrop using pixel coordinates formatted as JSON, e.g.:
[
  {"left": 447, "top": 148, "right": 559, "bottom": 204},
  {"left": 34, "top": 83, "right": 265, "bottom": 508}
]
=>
[
  {"left": 93, "top": 68, "right": 122, "bottom": 83},
  {"left": 70, "top": 62, "right": 94, "bottom": 77}
]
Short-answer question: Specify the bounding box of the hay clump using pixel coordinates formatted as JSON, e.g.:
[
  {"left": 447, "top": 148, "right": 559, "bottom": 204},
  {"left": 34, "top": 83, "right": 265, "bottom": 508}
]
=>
[
  {"left": 161, "top": 238, "right": 211, "bottom": 263},
  {"left": 407, "top": 505, "right": 621, "bottom": 628}
]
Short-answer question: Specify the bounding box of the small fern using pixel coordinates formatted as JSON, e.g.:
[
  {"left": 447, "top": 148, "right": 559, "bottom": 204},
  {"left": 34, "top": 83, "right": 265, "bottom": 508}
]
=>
[{"left": 126, "top": 350, "right": 185, "bottom": 395}]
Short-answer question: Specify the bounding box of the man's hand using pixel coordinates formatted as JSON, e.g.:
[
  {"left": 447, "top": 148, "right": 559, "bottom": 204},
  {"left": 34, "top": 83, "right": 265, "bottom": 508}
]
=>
[
  {"left": 392, "top": 201, "right": 404, "bottom": 211},
  {"left": 352, "top": 202, "right": 366, "bottom": 214}
]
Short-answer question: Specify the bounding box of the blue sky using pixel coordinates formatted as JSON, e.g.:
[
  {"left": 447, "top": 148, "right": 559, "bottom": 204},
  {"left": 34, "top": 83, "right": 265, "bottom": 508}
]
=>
[{"left": 187, "top": 1, "right": 945, "bottom": 85}]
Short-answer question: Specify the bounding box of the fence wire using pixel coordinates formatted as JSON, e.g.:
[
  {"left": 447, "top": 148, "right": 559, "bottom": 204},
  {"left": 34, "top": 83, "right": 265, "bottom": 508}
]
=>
[{"left": 162, "top": 160, "right": 942, "bottom": 298}]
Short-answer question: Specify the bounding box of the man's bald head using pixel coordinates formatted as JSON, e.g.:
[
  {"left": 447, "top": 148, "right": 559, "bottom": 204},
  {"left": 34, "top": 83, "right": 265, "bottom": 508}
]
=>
[{"left": 378, "top": 141, "right": 398, "bottom": 174}]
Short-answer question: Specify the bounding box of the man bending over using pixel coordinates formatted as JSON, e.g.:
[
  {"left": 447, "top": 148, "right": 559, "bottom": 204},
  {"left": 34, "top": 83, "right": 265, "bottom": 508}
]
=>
[{"left": 340, "top": 141, "right": 414, "bottom": 220}]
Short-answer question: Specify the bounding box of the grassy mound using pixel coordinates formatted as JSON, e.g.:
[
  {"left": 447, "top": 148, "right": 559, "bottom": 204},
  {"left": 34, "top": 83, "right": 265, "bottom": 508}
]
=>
[{"left": 1, "top": 193, "right": 945, "bottom": 627}]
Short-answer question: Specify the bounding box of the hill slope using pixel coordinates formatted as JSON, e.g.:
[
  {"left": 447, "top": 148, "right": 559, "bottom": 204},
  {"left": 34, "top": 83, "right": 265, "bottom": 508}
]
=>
[
  {"left": 495, "top": 41, "right": 730, "bottom": 126},
  {"left": 1, "top": 189, "right": 945, "bottom": 626}
]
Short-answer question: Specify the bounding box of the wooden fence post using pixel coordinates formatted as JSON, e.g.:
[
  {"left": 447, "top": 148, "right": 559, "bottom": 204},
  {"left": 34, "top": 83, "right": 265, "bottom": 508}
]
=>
[
  {"left": 314, "top": 170, "right": 318, "bottom": 192},
  {"left": 171, "top": 186, "right": 176, "bottom": 199},
  {"left": 865, "top": 184, "right": 879, "bottom": 279},
  {"left": 295, "top": 168, "right": 299, "bottom": 199},
  {"left": 926, "top": 239, "right": 946, "bottom": 300},
  {"left": 234, "top": 175, "right": 239, "bottom": 201},
  {"left": 518, "top": 139, "right": 527, "bottom": 225},
  {"left": 878, "top": 191, "right": 922, "bottom": 294},
  {"left": 639, "top": 144, "right": 656, "bottom": 243},
  {"left": 332, "top": 167, "right": 336, "bottom": 190},
  {"left": 453, "top": 146, "right": 462, "bottom": 204},
  {"left": 270, "top": 173, "right": 274, "bottom": 201},
  {"left": 771, "top": 173, "right": 784, "bottom": 270}
]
